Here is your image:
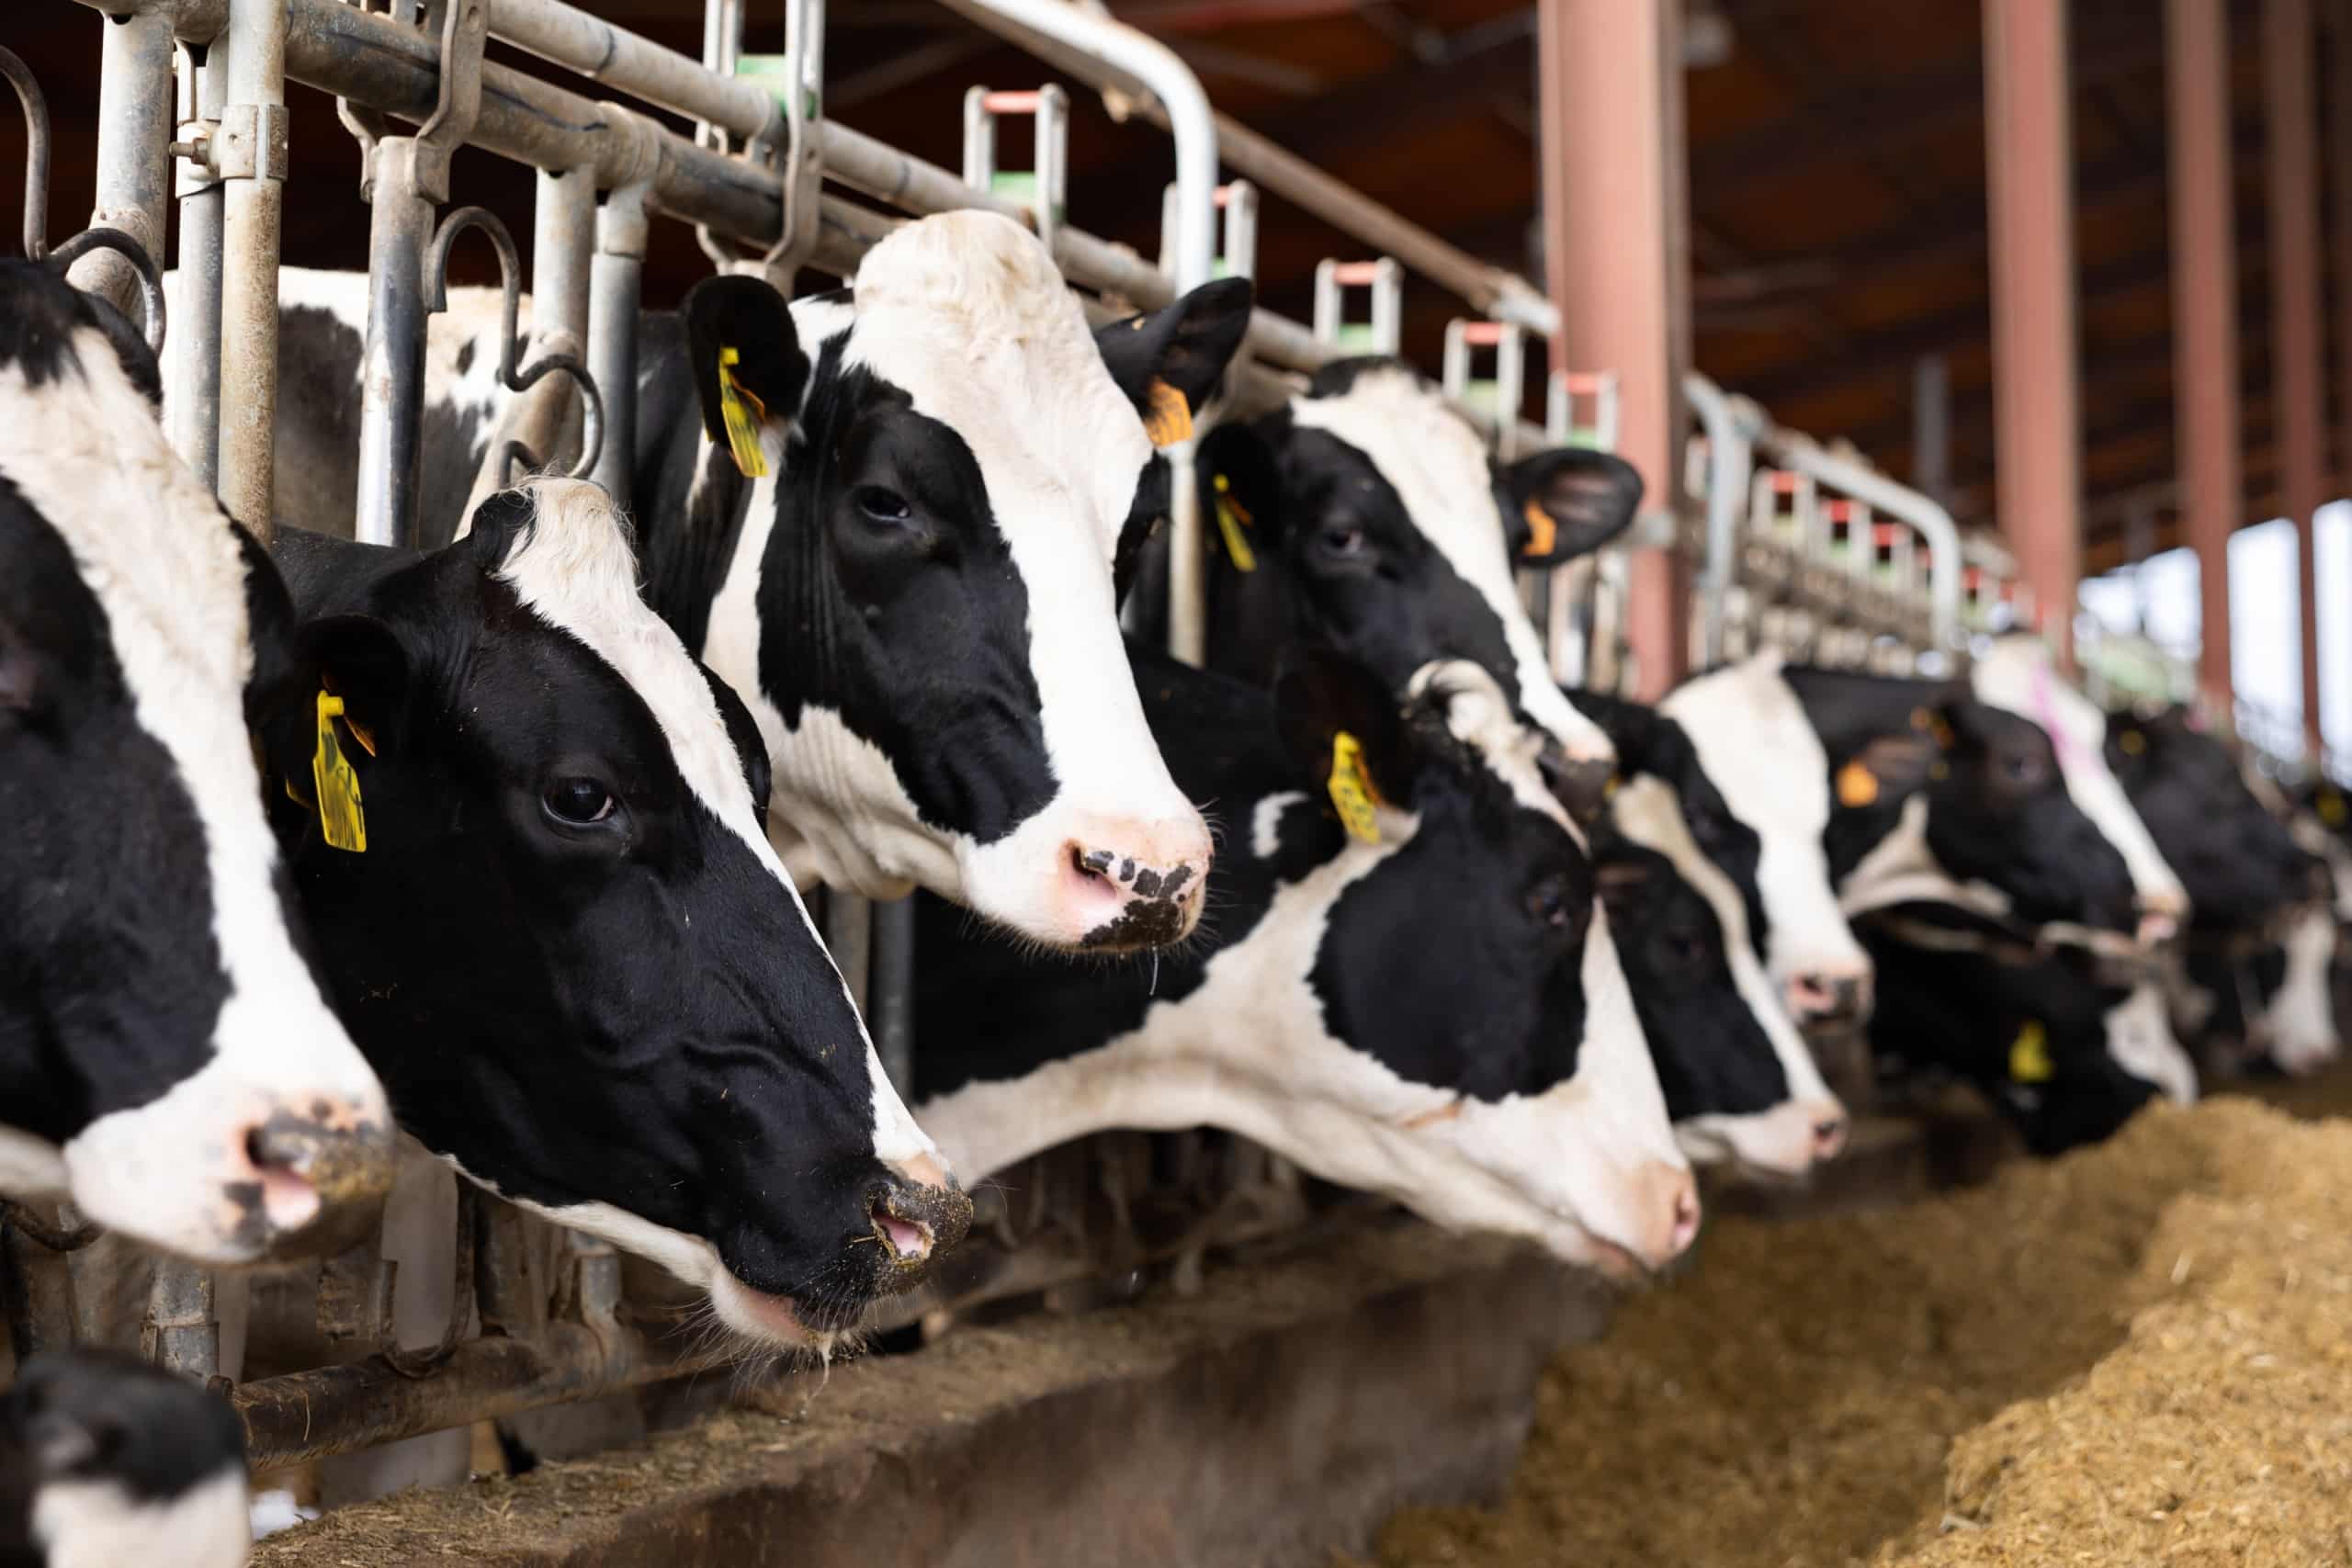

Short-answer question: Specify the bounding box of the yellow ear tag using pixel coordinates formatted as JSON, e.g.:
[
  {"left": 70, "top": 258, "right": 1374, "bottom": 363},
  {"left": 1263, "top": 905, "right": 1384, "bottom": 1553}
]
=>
[
  {"left": 716, "top": 345, "right": 770, "bottom": 479},
  {"left": 312, "top": 691, "right": 367, "bottom": 854},
  {"left": 1521, "top": 497, "right": 1556, "bottom": 560},
  {"left": 1836, "top": 759, "right": 1879, "bottom": 808},
  {"left": 1328, "top": 730, "right": 1383, "bottom": 845},
  {"left": 1211, "top": 472, "right": 1258, "bottom": 573},
  {"left": 2119, "top": 728, "right": 2145, "bottom": 756},
  {"left": 1928, "top": 760, "right": 1951, "bottom": 782},
  {"left": 2008, "top": 1019, "right": 2053, "bottom": 1085},
  {"left": 2321, "top": 789, "right": 2348, "bottom": 829},
  {"left": 1143, "top": 378, "right": 1193, "bottom": 448}
]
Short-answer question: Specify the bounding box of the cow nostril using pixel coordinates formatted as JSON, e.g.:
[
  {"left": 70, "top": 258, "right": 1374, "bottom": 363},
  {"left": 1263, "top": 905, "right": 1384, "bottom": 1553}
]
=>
[
  {"left": 1668, "top": 1185, "right": 1702, "bottom": 1254},
  {"left": 243, "top": 1126, "right": 322, "bottom": 1233},
  {"left": 1813, "top": 1117, "right": 1849, "bottom": 1156},
  {"left": 870, "top": 1199, "right": 933, "bottom": 1262}
]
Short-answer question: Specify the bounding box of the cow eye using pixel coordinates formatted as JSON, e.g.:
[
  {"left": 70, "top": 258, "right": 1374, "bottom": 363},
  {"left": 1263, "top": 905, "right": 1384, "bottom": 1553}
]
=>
[
  {"left": 1526, "top": 876, "right": 1574, "bottom": 929},
  {"left": 1317, "top": 521, "right": 1367, "bottom": 558},
  {"left": 1664, "top": 929, "right": 1708, "bottom": 967},
  {"left": 543, "top": 777, "right": 617, "bottom": 826},
  {"left": 2003, "top": 750, "right": 2047, "bottom": 786},
  {"left": 853, "top": 486, "right": 913, "bottom": 525}
]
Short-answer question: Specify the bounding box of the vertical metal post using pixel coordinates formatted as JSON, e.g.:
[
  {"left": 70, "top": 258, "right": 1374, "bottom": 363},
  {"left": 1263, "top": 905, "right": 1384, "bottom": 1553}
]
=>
[
  {"left": 68, "top": 12, "right": 175, "bottom": 320},
  {"left": 1911, "top": 355, "right": 1950, "bottom": 508},
  {"left": 215, "top": 0, "right": 289, "bottom": 540},
  {"left": 2170, "top": 0, "right": 2244, "bottom": 713},
  {"left": 171, "top": 41, "right": 227, "bottom": 487},
  {"left": 355, "top": 139, "right": 436, "bottom": 548},
  {"left": 531, "top": 166, "right": 594, "bottom": 349},
  {"left": 2334, "top": 2, "right": 2352, "bottom": 678},
  {"left": 590, "top": 115, "right": 657, "bottom": 512},
  {"left": 1538, "top": 0, "right": 1689, "bottom": 700},
  {"left": 145, "top": 1258, "right": 220, "bottom": 1382},
  {"left": 825, "top": 892, "right": 874, "bottom": 1014},
  {"left": 2267, "top": 0, "right": 2329, "bottom": 758},
  {"left": 870, "top": 896, "right": 917, "bottom": 1095},
  {"left": 1983, "top": 0, "right": 2084, "bottom": 663}
]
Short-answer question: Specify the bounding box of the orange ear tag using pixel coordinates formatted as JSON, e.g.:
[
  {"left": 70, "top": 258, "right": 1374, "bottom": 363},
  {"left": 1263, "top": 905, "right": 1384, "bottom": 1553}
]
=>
[
  {"left": 1521, "top": 498, "right": 1557, "bottom": 559},
  {"left": 1143, "top": 378, "right": 1193, "bottom": 448},
  {"left": 1835, "top": 759, "right": 1879, "bottom": 808}
]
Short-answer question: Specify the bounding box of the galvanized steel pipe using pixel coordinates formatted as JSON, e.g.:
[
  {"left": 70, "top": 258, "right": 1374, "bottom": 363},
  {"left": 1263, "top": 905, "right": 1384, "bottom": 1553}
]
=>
[
  {"left": 68, "top": 12, "right": 175, "bottom": 318},
  {"left": 213, "top": 0, "right": 287, "bottom": 538},
  {"left": 170, "top": 40, "right": 226, "bottom": 486},
  {"left": 355, "top": 138, "right": 435, "bottom": 548}
]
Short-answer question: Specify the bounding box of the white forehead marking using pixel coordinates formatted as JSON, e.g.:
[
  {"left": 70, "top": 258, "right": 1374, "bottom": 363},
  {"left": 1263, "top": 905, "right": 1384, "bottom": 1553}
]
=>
[
  {"left": 1289, "top": 367, "right": 1613, "bottom": 764},
  {"left": 843, "top": 211, "right": 1153, "bottom": 544},
  {"left": 1406, "top": 658, "right": 1588, "bottom": 847},
  {"left": 1969, "top": 637, "right": 2185, "bottom": 909},
  {"left": 1660, "top": 654, "right": 1870, "bottom": 979},
  {"left": 1251, "top": 790, "right": 1309, "bottom": 860}
]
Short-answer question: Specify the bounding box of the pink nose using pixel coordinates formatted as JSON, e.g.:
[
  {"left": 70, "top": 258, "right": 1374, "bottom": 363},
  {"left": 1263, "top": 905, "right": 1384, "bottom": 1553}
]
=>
[
  {"left": 1056, "top": 814, "right": 1214, "bottom": 952},
  {"left": 1785, "top": 969, "right": 1871, "bottom": 1024},
  {"left": 1623, "top": 1159, "right": 1702, "bottom": 1271},
  {"left": 1811, "top": 1112, "right": 1849, "bottom": 1161}
]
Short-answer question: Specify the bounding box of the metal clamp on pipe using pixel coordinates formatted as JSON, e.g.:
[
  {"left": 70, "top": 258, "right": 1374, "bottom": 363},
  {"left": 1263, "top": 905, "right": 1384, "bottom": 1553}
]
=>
[
  {"left": 426, "top": 205, "right": 606, "bottom": 489},
  {"left": 68, "top": 11, "right": 175, "bottom": 320},
  {"left": 965, "top": 85, "right": 1069, "bottom": 256},
  {"left": 1313, "top": 258, "right": 1402, "bottom": 356}
]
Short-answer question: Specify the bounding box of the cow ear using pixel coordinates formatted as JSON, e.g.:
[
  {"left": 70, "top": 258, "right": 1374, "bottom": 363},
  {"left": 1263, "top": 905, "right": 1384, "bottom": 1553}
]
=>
[
  {"left": 1273, "top": 647, "right": 1419, "bottom": 812},
  {"left": 1094, "top": 276, "right": 1255, "bottom": 439},
  {"left": 1565, "top": 687, "right": 1656, "bottom": 776},
  {"left": 294, "top": 615, "right": 413, "bottom": 764},
  {"left": 683, "top": 276, "right": 807, "bottom": 476},
  {"left": 1499, "top": 447, "right": 1645, "bottom": 564},
  {"left": 458, "top": 487, "right": 537, "bottom": 569},
  {"left": 1196, "top": 415, "right": 1285, "bottom": 552},
  {"left": 1838, "top": 730, "right": 1939, "bottom": 808}
]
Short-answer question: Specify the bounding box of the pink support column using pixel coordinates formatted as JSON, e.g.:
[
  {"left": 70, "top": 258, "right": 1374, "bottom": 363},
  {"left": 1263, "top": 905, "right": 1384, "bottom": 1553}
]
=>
[
  {"left": 2170, "top": 0, "right": 2244, "bottom": 714},
  {"left": 1538, "top": 0, "right": 1690, "bottom": 699},
  {"left": 1983, "top": 0, "right": 2085, "bottom": 666},
  {"left": 2267, "top": 0, "right": 2327, "bottom": 756}
]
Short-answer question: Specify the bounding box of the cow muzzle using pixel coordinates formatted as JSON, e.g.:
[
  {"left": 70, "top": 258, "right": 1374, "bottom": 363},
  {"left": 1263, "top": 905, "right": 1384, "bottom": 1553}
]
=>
[
  {"left": 1785, "top": 967, "right": 1872, "bottom": 1027},
  {"left": 238, "top": 1100, "right": 400, "bottom": 1257},
  {"left": 1058, "top": 813, "right": 1215, "bottom": 952},
  {"left": 1589, "top": 1159, "right": 1702, "bottom": 1280}
]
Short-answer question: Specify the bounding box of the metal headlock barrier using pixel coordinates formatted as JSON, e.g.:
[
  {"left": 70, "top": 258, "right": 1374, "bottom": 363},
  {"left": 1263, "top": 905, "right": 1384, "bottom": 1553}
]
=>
[{"left": 5, "top": 0, "right": 2051, "bottom": 1494}]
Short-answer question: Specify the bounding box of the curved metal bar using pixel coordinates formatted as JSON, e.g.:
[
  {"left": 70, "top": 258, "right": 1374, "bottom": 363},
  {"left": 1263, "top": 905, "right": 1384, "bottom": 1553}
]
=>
[
  {"left": 381, "top": 1184, "right": 479, "bottom": 1380},
  {"left": 0, "top": 1201, "right": 102, "bottom": 1254},
  {"left": 424, "top": 206, "right": 605, "bottom": 485},
  {"left": 46, "top": 226, "right": 169, "bottom": 355},
  {"left": 0, "top": 45, "right": 52, "bottom": 260}
]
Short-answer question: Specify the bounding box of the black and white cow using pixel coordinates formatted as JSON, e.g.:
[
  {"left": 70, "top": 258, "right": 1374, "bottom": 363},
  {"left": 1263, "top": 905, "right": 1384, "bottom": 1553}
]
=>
[
  {"left": 1564, "top": 694, "right": 1847, "bottom": 1176},
  {"left": 258, "top": 212, "right": 1258, "bottom": 952},
  {"left": 2109, "top": 709, "right": 2339, "bottom": 1075},
  {"left": 1, "top": 1349, "right": 249, "bottom": 1568},
  {"left": 909, "top": 648, "right": 1698, "bottom": 1277},
  {"left": 1193, "top": 358, "right": 1643, "bottom": 817},
  {"left": 1654, "top": 654, "right": 2160, "bottom": 994},
  {"left": 1859, "top": 905, "right": 2167, "bottom": 1154},
  {"left": 0, "top": 258, "right": 395, "bottom": 1265},
  {"left": 260, "top": 479, "right": 970, "bottom": 1347}
]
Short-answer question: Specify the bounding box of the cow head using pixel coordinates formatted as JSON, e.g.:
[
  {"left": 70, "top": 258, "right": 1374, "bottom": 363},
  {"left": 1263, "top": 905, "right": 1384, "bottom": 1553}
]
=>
[
  {"left": 1861, "top": 910, "right": 2163, "bottom": 1155},
  {"left": 0, "top": 260, "right": 393, "bottom": 1264},
  {"left": 678, "top": 213, "right": 1253, "bottom": 953},
  {"left": 258, "top": 480, "right": 969, "bottom": 1348},
  {"left": 1656, "top": 654, "right": 1875, "bottom": 1025},
  {"left": 1, "top": 1349, "right": 250, "bottom": 1568},
  {"left": 1596, "top": 773, "right": 1848, "bottom": 1179},
  {"left": 1266, "top": 654, "right": 1698, "bottom": 1275},
  {"left": 1196, "top": 359, "right": 1640, "bottom": 819},
  {"left": 1970, "top": 636, "right": 2187, "bottom": 937},
  {"left": 2106, "top": 707, "right": 2312, "bottom": 931},
  {"left": 1821, "top": 692, "right": 2142, "bottom": 934}
]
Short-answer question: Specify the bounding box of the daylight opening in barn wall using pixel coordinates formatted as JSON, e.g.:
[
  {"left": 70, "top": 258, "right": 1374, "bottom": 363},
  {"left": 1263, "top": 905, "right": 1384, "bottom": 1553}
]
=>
[{"left": 6, "top": 0, "right": 2352, "bottom": 1565}]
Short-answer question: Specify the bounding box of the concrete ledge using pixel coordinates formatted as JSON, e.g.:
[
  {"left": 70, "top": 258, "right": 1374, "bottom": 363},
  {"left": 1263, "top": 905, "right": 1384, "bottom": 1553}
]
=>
[{"left": 256, "top": 1221, "right": 1613, "bottom": 1568}]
